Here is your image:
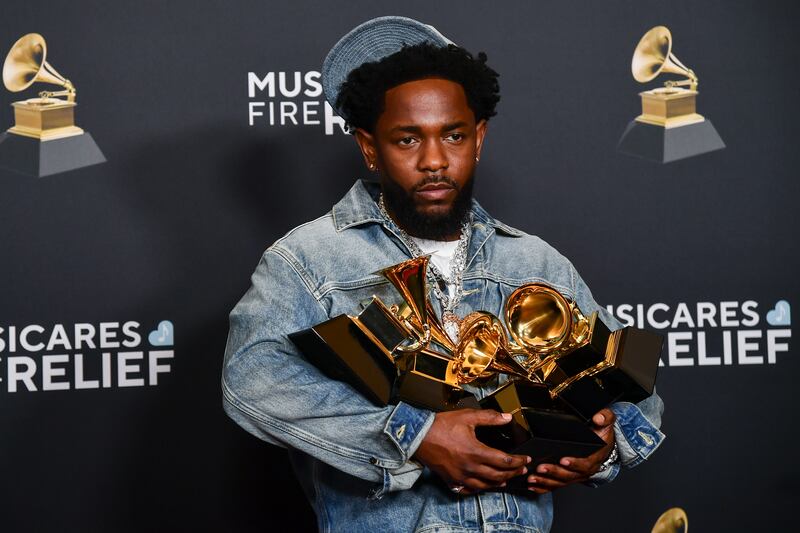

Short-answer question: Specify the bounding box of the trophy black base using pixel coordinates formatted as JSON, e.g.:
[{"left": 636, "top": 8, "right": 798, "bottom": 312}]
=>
[
  {"left": 557, "top": 376, "right": 623, "bottom": 423},
  {"left": 0, "top": 131, "right": 106, "bottom": 177},
  {"left": 546, "top": 325, "right": 664, "bottom": 421},
  {"left": 476, "top": 381, "right": 605, "bottom": 468},
  {"left": 396, "top": 371, "right": 479, "bottom": 411},
  {"left": 601, "top": 327, "right": 664, "bottom": 404},
  {"left": 290, "top": 316, "right": 480, "bottom": 411},
  {"left": 395, "top": 352, "right": 480, "bottom": 411},
  {"left": 617, "top": 119, "right": 725, "bottom": 163},
  {"left": 476, "top": 407, "right": 606, "bottom": 463},
  {"left": 290, "top": 316, "right": 397, "bottom": 406}
]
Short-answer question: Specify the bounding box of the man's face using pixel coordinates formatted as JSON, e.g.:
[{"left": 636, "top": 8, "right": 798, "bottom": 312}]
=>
[{"left": 355, "top": 78, "right": 487, "bottom": 240}]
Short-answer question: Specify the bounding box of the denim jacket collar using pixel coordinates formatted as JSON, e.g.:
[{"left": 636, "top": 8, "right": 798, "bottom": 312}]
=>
[
  {"left": 332, "top": 180, "right": 523, "bottom": 271},
  {"left": 332, "top": 180, "right": 524, "bottom": 236}
]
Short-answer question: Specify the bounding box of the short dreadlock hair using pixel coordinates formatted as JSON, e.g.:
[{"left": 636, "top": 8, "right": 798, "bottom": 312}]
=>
[{"left": 335, "top": 42, "right": 500, "bottom": 133}]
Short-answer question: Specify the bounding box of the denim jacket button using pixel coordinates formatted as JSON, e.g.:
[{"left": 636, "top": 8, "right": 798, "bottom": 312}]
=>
[
  {"left": 395, "top": 424, "right": 406, "bottom": 440},
  {"left": 369, "top": 457, "right": 378, "bottom": 465}
]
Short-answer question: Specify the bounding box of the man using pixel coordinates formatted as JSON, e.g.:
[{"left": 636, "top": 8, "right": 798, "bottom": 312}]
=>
[{"left": 223, "top": 16, "right": 664, "bottom": 532}]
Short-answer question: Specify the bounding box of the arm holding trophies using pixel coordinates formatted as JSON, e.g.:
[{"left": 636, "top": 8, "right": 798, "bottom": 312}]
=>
[
  {"left": 285, "top": 250, "right": 665, "bottom": 496},
  {"left": 222, "top": 248, "right": 529, "bottom": 498},
  {"left": 417, "top": 261, "right": 665, "bottom": 495}
]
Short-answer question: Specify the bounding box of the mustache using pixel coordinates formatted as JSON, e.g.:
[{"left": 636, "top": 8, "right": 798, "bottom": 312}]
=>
[{"left": 412, "top": 175, "right": 459, "bottom": 192}]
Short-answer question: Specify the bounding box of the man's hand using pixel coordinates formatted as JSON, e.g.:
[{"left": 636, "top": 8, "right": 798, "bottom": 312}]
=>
[
  {"left": 414, "top": 409, "right": 530, "bottom": 495},
  {"left": 527, "top": 408, "right": 616, "bottom": 494}
]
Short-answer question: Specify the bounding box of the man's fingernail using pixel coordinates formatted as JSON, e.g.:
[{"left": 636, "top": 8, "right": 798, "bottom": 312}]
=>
[
  {"left": 521, "top": 467, "right": 527, "bottom": 475},
  {"left": 537, "top": 465, "right": 547, "bottom": 474},
  {"left": 597, "top": 414, "right": 605, "bottom": 423},
  {"left": 525, "top": 456, "right": 532, "bottom": 464},
  {"left": 528, "top": 476, "right": 537, "bottom": 483},
  {"left": 500, "top": 482, "right": 507, "bottom": 487},
  {"left": 501, "top": 413, "right": 512, "bottom": 421},
  {"left": 560, "top": 458, "right": 570, "bottom": 466}
]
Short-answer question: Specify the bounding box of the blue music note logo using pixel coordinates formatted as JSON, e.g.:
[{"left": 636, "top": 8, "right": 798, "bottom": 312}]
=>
[
  {"left": 766, "top": 300, "right": 791, "bottom": 326},
  {"left": 148, "top": 320, "right": 174, "bottom": 346}
]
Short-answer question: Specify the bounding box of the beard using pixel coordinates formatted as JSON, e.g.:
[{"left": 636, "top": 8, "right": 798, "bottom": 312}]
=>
[{"left": 381, "top": 173, "right": 474, "bottom": 240}]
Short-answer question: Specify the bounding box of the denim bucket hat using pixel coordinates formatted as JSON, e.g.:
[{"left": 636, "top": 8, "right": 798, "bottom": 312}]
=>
[{"left": 322, "top": 16, "right": 453, "bottom": 119}]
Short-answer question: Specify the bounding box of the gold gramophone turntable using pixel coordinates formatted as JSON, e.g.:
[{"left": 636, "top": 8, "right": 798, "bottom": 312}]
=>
[
  {"left": 3, "top": 33, "right": 83, "bottom": 140},
  {"left": 618, "top": 25, "right": 725, "bottom": 163},
  {"left": 0, "top": 33, "right": 105, "bottom": 177},
  {"left": 632, "top": 26, "right": 703, "bottom": 129}
]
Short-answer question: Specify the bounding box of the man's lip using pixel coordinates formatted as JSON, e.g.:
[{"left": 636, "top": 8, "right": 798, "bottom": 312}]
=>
[
  {"left": 417, "top": 183, "right": 455, "bottom": 191},
  {"left": 415, "top": 187, "right": 455, "bottom": 201}
]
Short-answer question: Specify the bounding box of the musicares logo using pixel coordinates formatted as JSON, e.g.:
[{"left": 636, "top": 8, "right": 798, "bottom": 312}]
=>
[
  {"left": 606, "top": 299, "right": 791, "bottom": 367},
  {"left": 0, "top": 320, "right": 175, "bottom": 393},
  {"left": 246, "top": 71, "right": 348, "bottom": 135}
]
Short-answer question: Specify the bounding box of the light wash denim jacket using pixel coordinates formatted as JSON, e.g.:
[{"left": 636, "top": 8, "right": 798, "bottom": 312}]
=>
[{"left": 222, "top": 180, "right": 665, "bottom": 533}]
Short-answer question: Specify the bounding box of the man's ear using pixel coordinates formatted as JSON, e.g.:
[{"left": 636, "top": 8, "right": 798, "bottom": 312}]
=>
[
  {"left": 353, "top": 128, "right": 378, "bottom": 170},
  {"left": 475, "top": 119, "right": 488, "bottom": 161}
]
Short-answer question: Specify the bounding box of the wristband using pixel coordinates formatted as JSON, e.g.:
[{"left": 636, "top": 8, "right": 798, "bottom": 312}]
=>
[{"left": 597, "top": 443, "right": 618, "bottom": 472}]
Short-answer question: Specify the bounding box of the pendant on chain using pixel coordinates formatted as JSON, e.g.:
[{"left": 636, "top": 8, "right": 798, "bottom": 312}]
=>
[
  {"left": 442, "top": 311, "right": 461, "bottom": 343},
  {"left": 376, "top": 194, "right": 470, "bottom": 346}
]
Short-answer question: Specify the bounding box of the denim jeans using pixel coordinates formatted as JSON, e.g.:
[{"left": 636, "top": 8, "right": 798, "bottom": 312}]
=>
[{"left": 222, "top": 180, "right": 665, "bottom": 533}]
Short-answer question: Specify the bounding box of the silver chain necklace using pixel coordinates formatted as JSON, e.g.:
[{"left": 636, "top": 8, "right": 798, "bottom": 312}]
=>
[{"left": 377, "top": 193, "right": 471, "bottom": 342}]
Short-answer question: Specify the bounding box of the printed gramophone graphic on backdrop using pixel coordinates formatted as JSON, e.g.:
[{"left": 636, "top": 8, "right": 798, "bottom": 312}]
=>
[
  {"left": 618, "top": 26, "right": 725, "bottom": 163},
  {"left": 290, "top": 256, "right": 663, "bottom": 479},
  {"left": 0, "top": 33, "right": 105, "bottom": 177}
]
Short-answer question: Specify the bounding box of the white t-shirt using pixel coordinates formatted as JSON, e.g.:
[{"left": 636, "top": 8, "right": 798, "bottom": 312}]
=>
[{"left": 411, "top": 236, "right": 459, "bottom": 299}]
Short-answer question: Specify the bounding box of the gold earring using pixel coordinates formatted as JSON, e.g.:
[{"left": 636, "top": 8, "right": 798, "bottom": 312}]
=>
[
  {"left": 475, "top": 156, "right": 480, "bottom": 163},
  {"left": 369, "top": 162, "right": 377, "bottom": 171}
]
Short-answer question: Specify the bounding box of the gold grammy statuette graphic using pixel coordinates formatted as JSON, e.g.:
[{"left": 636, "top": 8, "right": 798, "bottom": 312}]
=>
[
  {"left": 0, "top": 33, "right": 105, "bottom": 177},
  {"left": 618, "top": 26, "right": 725, "bottom": 163},
  {"left": 651, "top": 508, "right": 688, "bottom": 533}
]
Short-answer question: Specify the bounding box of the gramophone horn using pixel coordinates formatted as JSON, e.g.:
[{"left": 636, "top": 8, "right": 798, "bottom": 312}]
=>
[
  {"left": 380, "top": 256, "right": 456, "bottom": 353},
  {"left": 446, "top": 312, "right": 530, "bottom": 385},
  {"left": 2, "top": 33, "right": 75, "bottom": 100},
  {"left": 631, "top": 26, "right": 696, "bottom": 89},
  {"left": 505, "top": 284, "right": 572, "bottom": 354}
]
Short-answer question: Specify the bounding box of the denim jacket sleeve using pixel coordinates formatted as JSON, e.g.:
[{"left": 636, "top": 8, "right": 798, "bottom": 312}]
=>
[
  {"left": 222, "top": 248, "right": 435, "bottom": 498},
  {"left": 568, "top": 263, "right": 666, "bottom": 487}
]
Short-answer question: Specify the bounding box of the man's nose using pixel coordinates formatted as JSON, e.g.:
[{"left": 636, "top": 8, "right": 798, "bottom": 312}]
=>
[{"left": 418, "top": 139, "right": 448, "bottom": 173}]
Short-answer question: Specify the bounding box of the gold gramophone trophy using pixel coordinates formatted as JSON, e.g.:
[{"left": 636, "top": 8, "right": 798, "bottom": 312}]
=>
[
  {"left": 618, "top": 26, "right": 724, "bottom": 163},
  {"left": 290, "top": 256, "right": 480, "bottom": 411},
  {"left": 0, "top": 33, "right": 105, "bottom": 177},
  {"left": 491, "top": 283, "right": 663, "bottom": 423}
]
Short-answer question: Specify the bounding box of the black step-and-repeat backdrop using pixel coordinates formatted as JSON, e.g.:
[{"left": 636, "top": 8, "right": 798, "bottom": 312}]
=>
[{"left": 1, "top": 1, "right": 797, "bottom": 531}]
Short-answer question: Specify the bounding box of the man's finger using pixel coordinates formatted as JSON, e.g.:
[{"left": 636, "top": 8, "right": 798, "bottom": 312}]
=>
[
  {"left": 471, "top": 445, "right": 530, "bottom": 470},
  {"left": 470, "top": 409, "right": 514, "bottom": 427},
  {"left": 467, "top": 463, "right": 528, "bottom": 485},
  {"left": 527, "top": 474, "right": 567, "bottom": 489},
  {"left": 592, "top": 408, "right": 615, "bottom": 427},
  {"left": 533, "top": 463, "right": 584, "bottom": 483},
  {"left": 558, "top": 456, "right": 595, "bottom": 474},
  {"left": 461, "top": 476, "right": 501, "bottom": 492},
  {"left": 594, "top": 425, "right": 615, "bottom": 442}
]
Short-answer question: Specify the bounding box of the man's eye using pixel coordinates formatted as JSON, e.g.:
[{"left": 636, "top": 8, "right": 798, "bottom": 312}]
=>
[
  {"left": 446, "top": 133, "right": 465, "bottom": 142},
  {"left": 398, "top": 137, "right": 417, "bottom": 146}
]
